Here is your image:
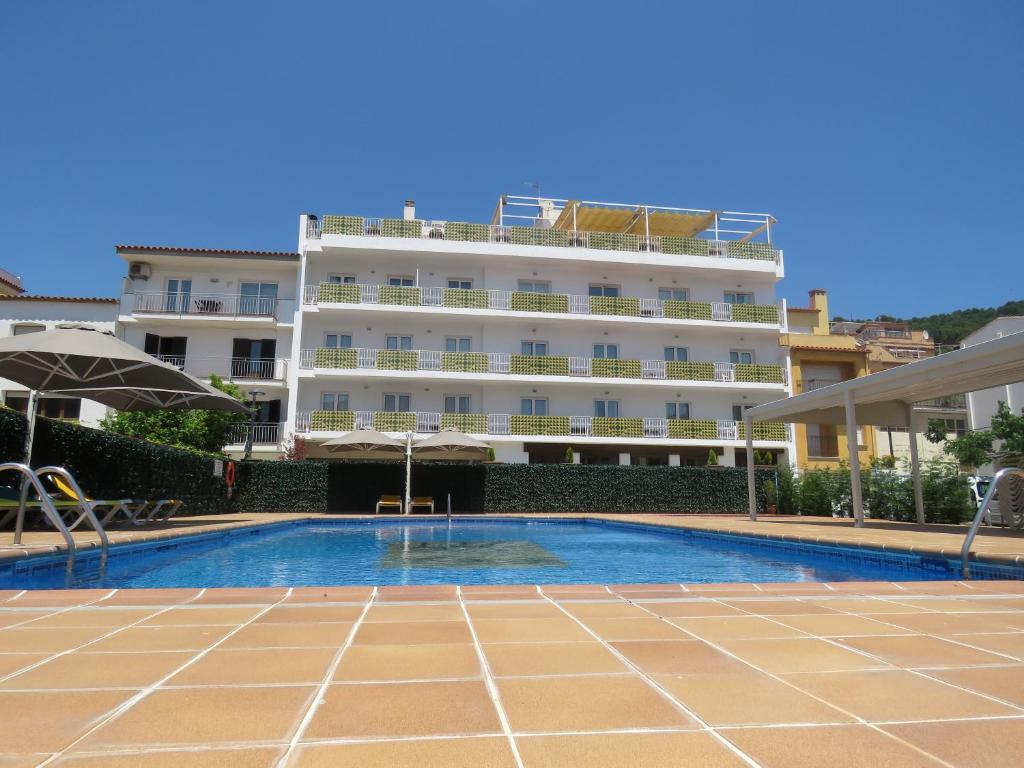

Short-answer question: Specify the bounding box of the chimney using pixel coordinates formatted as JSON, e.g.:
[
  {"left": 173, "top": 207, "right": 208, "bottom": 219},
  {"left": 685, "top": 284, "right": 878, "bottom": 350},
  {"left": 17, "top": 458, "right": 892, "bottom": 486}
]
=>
[
  {"left": 808, "top": 289, "right": 830, "bottom": 335},
  {"left": 403, "top": 200, "right": 416, "bottom": 221}
]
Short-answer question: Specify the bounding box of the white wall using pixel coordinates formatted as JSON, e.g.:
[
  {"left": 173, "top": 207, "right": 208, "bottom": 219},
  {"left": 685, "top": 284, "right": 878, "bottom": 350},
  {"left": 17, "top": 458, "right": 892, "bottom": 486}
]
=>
[{"left": 963, "top": 317, "right": 1024, "bottom": 431}]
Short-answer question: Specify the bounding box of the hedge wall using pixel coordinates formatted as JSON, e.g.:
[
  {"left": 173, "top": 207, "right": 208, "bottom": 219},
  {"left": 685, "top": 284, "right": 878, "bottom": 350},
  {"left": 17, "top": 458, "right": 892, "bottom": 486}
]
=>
[{"left": 230, "top": 460, "right": 329, "bottom": 513}]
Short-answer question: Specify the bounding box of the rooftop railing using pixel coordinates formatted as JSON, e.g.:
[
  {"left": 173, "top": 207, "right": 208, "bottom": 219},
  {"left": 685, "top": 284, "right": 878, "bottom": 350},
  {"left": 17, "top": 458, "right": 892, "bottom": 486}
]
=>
[
  {"left": 306, "top": 215, "right": 780, "bottom": 264},
  {"left": 129, "top": 292, "right": 279, "bottom": 319},
  {"left": 303, "top": 283, "right": 782, "bottom": 326},
  {"left": 299, "top": 347, "right": 786, "bottom": 386}
]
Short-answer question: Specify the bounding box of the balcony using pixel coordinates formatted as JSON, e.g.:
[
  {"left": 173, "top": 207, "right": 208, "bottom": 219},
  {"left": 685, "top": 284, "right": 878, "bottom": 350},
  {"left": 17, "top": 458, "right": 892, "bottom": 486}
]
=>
[
  {"left": 296, "top": 410, "right": 789, "bottom": 443},
  {"left": 303, "top": 283, "right": 781, "bottom": 326},
  {"left": 228, "top": 422, "right": 282, "bottom": 445},
  {"left": 157, "top": 355, "right": 288, "bottom": 383},
  {"left": 306, "top": 214, "right": 781, "bottom": 264},
  {"left": 125, "top": 292, "right": 281, "bottom": 320},
  {"left": 299, "top": 347, "right": 786, "bottom": 386}
]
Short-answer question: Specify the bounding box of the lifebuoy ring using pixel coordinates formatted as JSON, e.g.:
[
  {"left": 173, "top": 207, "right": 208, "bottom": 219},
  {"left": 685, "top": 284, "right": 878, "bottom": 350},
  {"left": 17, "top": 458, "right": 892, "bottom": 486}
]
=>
[{"left": 225, "top": 461, "right": 236, "bottom": 489}]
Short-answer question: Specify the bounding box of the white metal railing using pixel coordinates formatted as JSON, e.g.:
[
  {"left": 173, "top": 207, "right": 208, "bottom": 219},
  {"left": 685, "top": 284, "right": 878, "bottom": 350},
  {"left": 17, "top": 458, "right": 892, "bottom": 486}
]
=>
[
  {"left": 639, "top": 298, "right": 663, "bottom": 318},
  {"left": 488, "top": 413, "right": 510, "bottom": 435},
  {"left": 570, "top": 416, "right": 593, "bottom": 436},
  {"left": 417, "top": 412, "right": 440, "bottom": 432},
  {"left": 717, "top": 419, "right": 738, "bottom": 440},
  {"left": 489, "top": 290, "right": 511, "bottom": 310},
  {"left": 488, "top": 353, "right": 510, "bottom": 374},
  {"left": 303, "top": 284, "right": 320, "bottom": 304},
  {"left": 131, "top": 292, "right": 278, "bottom": 318},
  {"left": 300, "top": 349, "right": 315, "bottom": 369},
  {"left": 890, "top": 348, "right": 929, "bottom": 359},
  {"left": 418, "top": 350, "right": 441, "bottom": 370},
  {"left": 159, "top": 355, "right": 286, "bottom": 381},
  {"left": 354, "top": 410, "right": 374, "bottom": 429},
  {"left": 714, "top": 362, "right": 736, "bottom": 382},
  {"left": 229, "top": 422, "right": 281, "bottom": 445},
  {"left": 357, "top": 348, "right": 377, "bottom": 368},
  {"left": 157, "top": 354, "right": 186, "bottom": 369},
  {"left": 569, "top": 357, "right": 592, "bottom": 377},
  {"left": 306, "top": 217, "right": 322, "bottom": 239},
  {"left": 644, "top": 417, "right": 668, "bottom": 438},
  {"left": 642, "top": 360, "right": 666, "bottom": 379},
  {"left": 295, "top": 411, "right": 311, "bottom": 433},
  {"left": 569, "top": 295, "right": 590, "bottom": 314},
  {"left": 421, "top": 287, "right": 443, "bottom": 306},
  {"left": 711, "top": 302, "right": 733, "bottom": 322},
  {"left": 360, "top": 284, "right": 379, "bottom": 303}
]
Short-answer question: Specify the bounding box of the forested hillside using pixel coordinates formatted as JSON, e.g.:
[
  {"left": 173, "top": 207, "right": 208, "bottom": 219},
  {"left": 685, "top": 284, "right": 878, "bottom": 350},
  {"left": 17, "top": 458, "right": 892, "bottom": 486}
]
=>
[{"left": 834, "top": 300, "right": 1024, "bottom": 346}]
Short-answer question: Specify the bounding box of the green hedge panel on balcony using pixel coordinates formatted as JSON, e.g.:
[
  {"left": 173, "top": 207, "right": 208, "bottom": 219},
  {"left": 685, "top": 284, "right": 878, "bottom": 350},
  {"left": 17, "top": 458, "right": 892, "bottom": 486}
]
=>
[
  {"left": 443, "top": 288, "right": 489, "bottom": 309},
  {"left": 664, "top": 300, "right": 712, "bottom": 321},
  {"left": 587, "top": 232, "right": 639, "bottom": 252},
  {"left": 728, "top": 242, "right": 776, "bottom": 261},
  {"left": 378, "top": 285, "right": 421, "bottom": 306},
  {"left": 509, "top": 415, "right": 570, "bottom": 436},
  {"left": 589, "top": 296, "right": 640, "bottom": 317},
  {"left": 591, "top": 358, "right": 642, "bottom": 379},
  {"left": 321, "top": 216, "right": 364, "bottom": 236},
  {"left": 440, "top": 413, "right": 488, "bottom": 433},
  {"left": 737, "top": 421, "right": 788, "bottom": 441},
  {"left": 379, "top": 218, "right": 422, "bottom": 239},
  {"left": 731, "top": 304, "right": 779, "bottom": 324},
  {"left": 443, "top": 222, "right": 490, "bottom": 243},
  {"left": 666, "top": 361, "right": 715, "bottom": 381},
  {"left": 503, "top": 227, "right": 570, "bottom": 248},
  {"left": 315, "top": 348, "right": 356, "bottom": 369},
  {"left": 310, "top": 410, "right": 354, "bottom": 431},
  {"left": 318, "top": 283, "right": 360, "bottom": 303},
  {"left": 376, "top": 350, "right": 418, "bottom": 370},
  {"left": 592, "top": 417, "right": 643, "bottom": 438},
  {"left": 509, "top": 355, "right": 570, "bottom": 377},
  {"left": 735, "top": 363, "right": 785, "bottom": 384},
  {"left": 442, "top": 352, "right": 488, "bottom": 373},
  {"left": 373, "top": 412, "right": 417, "bottom": 432},
  {"left": 509, "top": 291, "right": 569, "bottom": 313},
  {"left": 667, "top": 419, "right": 718, "bottom": 439},
  {"left": 660, "top": 236, "right": 710, "bottom": 257}
]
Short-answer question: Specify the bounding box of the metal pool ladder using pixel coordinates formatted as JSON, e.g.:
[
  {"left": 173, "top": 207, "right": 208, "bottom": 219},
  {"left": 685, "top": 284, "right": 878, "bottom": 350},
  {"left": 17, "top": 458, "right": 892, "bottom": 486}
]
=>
[{"left": 961, "top": 467, "right": 1024, "bottom": 579}]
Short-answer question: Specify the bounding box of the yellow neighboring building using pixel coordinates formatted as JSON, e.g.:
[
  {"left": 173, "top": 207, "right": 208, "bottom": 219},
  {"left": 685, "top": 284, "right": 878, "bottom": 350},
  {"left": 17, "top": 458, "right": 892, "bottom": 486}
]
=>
[{"left": 781, "top": 289, "right": 877, "bottom": 469}]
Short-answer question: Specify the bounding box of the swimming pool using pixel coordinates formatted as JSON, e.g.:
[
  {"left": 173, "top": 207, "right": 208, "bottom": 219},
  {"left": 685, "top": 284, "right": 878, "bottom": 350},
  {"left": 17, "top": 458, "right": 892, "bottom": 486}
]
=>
[{"left": 4, "top": 518, "right": 1021, "bottom": 590}]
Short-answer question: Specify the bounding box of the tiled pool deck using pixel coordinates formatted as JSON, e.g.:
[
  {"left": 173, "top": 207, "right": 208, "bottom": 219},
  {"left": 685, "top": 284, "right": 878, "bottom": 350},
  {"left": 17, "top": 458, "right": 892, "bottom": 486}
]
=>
[{"left": 0, "top": 515, "right": 1023, "bottom": 766}]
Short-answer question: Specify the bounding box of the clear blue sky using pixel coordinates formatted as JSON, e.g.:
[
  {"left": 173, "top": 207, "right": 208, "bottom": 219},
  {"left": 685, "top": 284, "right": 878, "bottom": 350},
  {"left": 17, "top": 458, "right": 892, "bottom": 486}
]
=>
[{"left": 2, "top": 1, "right": 1021, "bottom": 318}]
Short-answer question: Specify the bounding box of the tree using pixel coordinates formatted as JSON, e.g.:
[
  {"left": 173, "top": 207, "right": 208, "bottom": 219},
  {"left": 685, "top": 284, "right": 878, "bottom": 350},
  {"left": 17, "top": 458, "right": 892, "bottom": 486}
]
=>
[
  {"left": 943, "top": 430, "right": 993, "bottom": 471},
  {"left": 925, "top": 419, "right": 948, "bottom": 444},
  {"left": 100, "top": 374, "right": 249, "bottom": 454},
  {"left": 991, "top": 401, "right": 1024, "bottom": 465}
]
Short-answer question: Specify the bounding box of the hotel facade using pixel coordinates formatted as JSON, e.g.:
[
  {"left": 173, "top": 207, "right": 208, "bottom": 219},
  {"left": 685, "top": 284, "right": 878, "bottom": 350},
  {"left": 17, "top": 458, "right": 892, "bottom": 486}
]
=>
[{"left": 115, "top": 195, "right": 795, "bottom": 464}]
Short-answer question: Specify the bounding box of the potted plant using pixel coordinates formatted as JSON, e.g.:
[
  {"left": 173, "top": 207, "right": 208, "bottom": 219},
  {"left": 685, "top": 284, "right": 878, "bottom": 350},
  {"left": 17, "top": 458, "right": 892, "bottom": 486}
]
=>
[
  {"left": 706, "top": 449, "right": 720, "bottom": 467},
  {"left": 564, "top": 446, "right": 575, "bottom": 464},
  {"left": 762, "top": 479, "right": 779, "bottom": 515}
]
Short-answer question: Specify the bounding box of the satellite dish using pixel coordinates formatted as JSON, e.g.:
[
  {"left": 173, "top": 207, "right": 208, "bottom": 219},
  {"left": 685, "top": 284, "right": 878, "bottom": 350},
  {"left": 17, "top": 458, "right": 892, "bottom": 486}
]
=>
[{"left": 922, "top": 330, "right": 930, "bottom": 340}]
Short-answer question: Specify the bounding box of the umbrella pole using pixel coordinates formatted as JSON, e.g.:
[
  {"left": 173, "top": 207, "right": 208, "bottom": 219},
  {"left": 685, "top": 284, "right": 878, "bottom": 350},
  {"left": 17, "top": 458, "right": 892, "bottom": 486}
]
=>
[
  {"left": 15, "top": 390, "right": 40, "bottom": 545},
  {"left": 404, "top": 431, "right": 412, "bottom": 515}
]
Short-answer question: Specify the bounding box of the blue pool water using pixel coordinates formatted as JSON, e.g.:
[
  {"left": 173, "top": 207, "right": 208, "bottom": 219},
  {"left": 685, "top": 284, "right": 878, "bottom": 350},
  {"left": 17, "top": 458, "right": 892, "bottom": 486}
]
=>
[{"left": 1, "top": 518, "right": 1019, "bottom": 590}]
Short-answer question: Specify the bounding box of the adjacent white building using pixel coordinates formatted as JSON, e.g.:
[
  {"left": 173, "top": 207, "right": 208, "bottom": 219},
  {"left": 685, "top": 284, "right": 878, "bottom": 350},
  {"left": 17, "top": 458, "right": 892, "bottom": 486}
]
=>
[
  {"left": 115, "top": 195, "right": 795, "bottom": 463},
  {"left": 962, "top": 317, "right": 1024, "bottom": 433}
]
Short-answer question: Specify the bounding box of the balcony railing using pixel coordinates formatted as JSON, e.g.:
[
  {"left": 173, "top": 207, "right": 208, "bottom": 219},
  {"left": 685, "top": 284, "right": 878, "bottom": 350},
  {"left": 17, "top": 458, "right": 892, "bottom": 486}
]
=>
[
  {"left": 306, "top": 215, "right": 781, "bottom": 264},
  {"left": 303, "top": 283, "right": 781, "bottom": 326},
  {"left": 297, "top": 410, "right": 789, "bottom": 442},
  {"left": 157, "top": 355, "right": 287, "bottom": 381},
  {"left": 300, "top": 347, "right": 787, "bottom": 386},
  {"left": 128, "top": 292, "right": 279, "bottom": 319},
  {"left": 228, "top": 422, "right": 281, "bottom": 445}
]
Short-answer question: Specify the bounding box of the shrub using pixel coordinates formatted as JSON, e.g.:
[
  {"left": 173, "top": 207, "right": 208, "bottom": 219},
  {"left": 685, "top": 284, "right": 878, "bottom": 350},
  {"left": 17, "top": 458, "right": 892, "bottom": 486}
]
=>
[{"left": 706, "top": 449, "right": 719, "bottom": 466}]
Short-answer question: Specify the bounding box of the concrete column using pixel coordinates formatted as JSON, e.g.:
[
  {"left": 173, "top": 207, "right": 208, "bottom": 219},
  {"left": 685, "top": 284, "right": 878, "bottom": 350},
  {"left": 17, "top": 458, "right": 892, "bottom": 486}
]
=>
[
  {"left": 845, "top": 389, "right": 864, "bottom": 527},
  {"left": 745, "top": 414, "right": 757, "bottom": 521},
  {"left": 669, "top": 454, "right": 681, "bottom": 466},
  {"left": 720, "top": 446, "right": 736, "bottom": 467},
  {"left": 618, "top": 453, "right": 631, "bottom": 466},
  {"left": 493, "top": 443, "right": 529, "bottom": 464},
  {"left": 571, "top": 451, "right": 581, "bottom": 464},
  {"left": 906, "top": 403, "right": 926, "bottom": 525}
]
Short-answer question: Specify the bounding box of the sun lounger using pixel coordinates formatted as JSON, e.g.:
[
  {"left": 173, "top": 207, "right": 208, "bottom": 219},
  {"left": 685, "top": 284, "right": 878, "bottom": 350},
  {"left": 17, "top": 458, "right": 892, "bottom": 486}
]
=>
[
  {"left": 408, "top": 496, "right": 435, "bottom": 514},
  {"left": 376, "top": 495, "right": 403, "bottom": 514},
  {"left": 44, "top": 475, "right": 182, "bottom": 528}
]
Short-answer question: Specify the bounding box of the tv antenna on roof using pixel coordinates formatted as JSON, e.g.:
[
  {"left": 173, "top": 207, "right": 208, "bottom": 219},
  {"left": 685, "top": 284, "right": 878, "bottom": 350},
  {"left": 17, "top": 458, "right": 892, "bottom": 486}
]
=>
[{"left": 524, "top": 180, "right": 541, "bottom": 198}]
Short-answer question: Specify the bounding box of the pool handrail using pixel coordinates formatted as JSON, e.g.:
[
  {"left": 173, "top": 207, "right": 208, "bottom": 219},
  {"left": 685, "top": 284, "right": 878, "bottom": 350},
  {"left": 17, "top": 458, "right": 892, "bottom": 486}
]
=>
[
  {"left": 1, "top": 462, "right": 77, "bottom": 573},
  {"left": 34, "top": 466, "right": 110, "bottom": 569},
  {"left": 961, "top": 466, "right": 1024, "bottom": 579}
]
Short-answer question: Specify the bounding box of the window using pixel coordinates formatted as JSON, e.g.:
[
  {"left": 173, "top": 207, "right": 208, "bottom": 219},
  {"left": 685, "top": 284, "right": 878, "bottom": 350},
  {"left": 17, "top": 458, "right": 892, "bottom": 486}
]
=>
[
  {"left": 444, "top": 394, "right": 472, "bottom": 413},
  {"left": 165, "top": 278, "right": 192, "bottom": 312},
  {"left": 594, "top": 399, "right": 620, "bottom": 418},
  {"left": 5, "top": 395, "right": 81, "bottom": 420},
  {"left": 323, "top": 333, "right": 352, "bottom": 349},
  {"left": 231, "top": 338, "right": 276, "bottom": 378},
  {"left": 326, "top": 274, "right": 356, "bottom": 284},
  {"left": 730, "top": 350, "right": 755, "bottom": 365},
  {"left": 321, "top": 392, "right": 349, "bottom": 411},
  {"left": 592, "top": 343, "right": 619, "bottom": 359},
  {"left": 445, "top": 337, "right": 471, "bottom": 353},
  {"left": 12, "top": 323, "right": 45, "bottom": 335},
  {"left": 732, "top": 404, "right": 753, "bottom": 421},
  {"left": 383, "top": 393, "right": 411, "bottom": 412},
  {"left": 664, "top": 347, "right": 688, "bottom": 362},
  {"left": 239, "top": 281, "right": 279, "bottom": 315},
  {"left": 666, "top": 401, "right": 690, "bottom": 420},
  {"left": 941, "top": 418, "right": 967, "bottom": 437},
  {"left": 447, "top": 278, "right": 473, "bottom": 290},
  {"left": 589, "top": 284, "right": 620, "bottom": 298},
  {"left": 520, "top": 398, "right": 548, "bottom": 416},
  {"left": 658, "top": 287, "right": 687, "bottom": 302},
  {"left": 724, "top": 291, "right": 754, "bottom": 305},
  {"left": 521, "top": 340, "right": 548, "bottom": 356},
  {"left": 517, "top": 279, "right": 551, "bottom": 293},
  {"left": 388, "top": 276, "right": 415, "bottom": 286},
  {"left": 386, "top": 335, "right": 413, "bottom": 351},
  {"left": 144, "top": 333, "right": 187, "bottom": 367}
]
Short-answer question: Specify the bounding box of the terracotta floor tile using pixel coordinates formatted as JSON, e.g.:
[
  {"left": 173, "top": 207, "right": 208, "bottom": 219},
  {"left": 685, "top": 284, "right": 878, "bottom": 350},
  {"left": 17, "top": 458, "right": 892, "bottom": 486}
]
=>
[
  {"left": 472, "top": 618, "right": 592, "bottom": 643},
  {"left": 941, "top": 632, "right": 1024, "bottom": 659},
  {"left": 885, "top": 597, "right": 1007, "bottom": 613},
  {"left": 0, "top": 690, "right": 132, "bottom": 752},
  {"left": 497, "top": 675, "right": 694, "bottom": 732},
  {"left": 805, "top": 597, "right": 926, "bottom": 614},
  {"left": 26, "top": 608, "right": 157, "bottom": 628},
  {"left": 80, "top": 685, "right": 315, "bottom": 748},
  {"left": 516, "top": 731, "right": 748, "bottom": 767},
  {"left": 1, "top": 651, "right": 193, "bottom": 690},
  {"left": 363, "top": 603, "right": 466, "bottom": 622},
  {"left": 0, "top": 653, "right": 48, "bottom": 678},
  {"left": 304, "top": 680, "right": 500, "bottom": 738},
  {"left": 725, "top": 724, "right": 946, "bottom": 767},
  {"left": 837, "top": 634, "right": 1015, "bottom": 667},
  {"left": 52, "top": 747, "right": 283, "bottom": 767},
  {"left": 333, "top": 643, "right": 480, "bottom": 681},
  {"left": 220, "top": 621, "right": 353, "bottom": 649},
  {"left": 873, "top": 612, "right": 1021, "bottom": 635},
  {"left": 883, "top": 717, "right": 1024, "bottom": 768},
  {"left": 602, "top": 590, "right": 690, "bottom": 600},
  {"left": 635, "top": 600, "right": 745, "bottom": 617},
  {"left": 376, "top": 586, "right": 458, "bottom": 602},
  {"left": 0, "top": 610, "right": 55, "bottom": 627},
  {"left": 293, "top": 736, "right": 517, "bottom": 768},
  {"left": 656, "top": 670, "right": 852, "bottom": 726},
  {"left": 611, "top": 640, "right": 748, "bottom": 675},
  {"left": 139, "top": 606, "right": 263, "bottom": 626},
  {"left": 667, "top": 616, "right": 808, "bottom": 641},
  {"left": 927, "top": 665, "right": 1024, "bottom": 707},
  {"left": 354, "top": 620, "right": 472, "bottom": 645},
  {"left": 285, "top": 586, "right": 373, "bottom": 603},
  {"left": 465, "top": 603, "right": 565, "bottom": 620},
  {"left": 682, "top": 583, "right": 763, "bottom": 594},
  {"left": 8, "top": 590, "right": 110, "bottom": 608},
  {"left": 562, "top": 602, "right": 653, "bottom": 619},
  {"left": 0, "top": 627, "right": 111, "bottom": 653},
  {"left": 255, "top": 604, "right": 365, "bottom": 623},
  {"left": 190, "top": 587, "right": 288, "bottom": 605},
  {"left": 770, "top": 613, "right": 912, "bottom": 637},
  {"left": 783, "top": 669, "right": 1020, "bottom": 721},
  {"left": 461, "top": 585, "right": 538, "bottom": 597},
  {"left": 716, "top": 637, "right": 889, "bottom": 674},
  {"left": 721, "top": 599, "right": 840, "bottom": 615},
  {"left": 0, "top": 756, "right": 50, "bottom": 768},
  {"left": 92, "top": 589, "right": 201, "bottom": 606},
  {"left": 610, "top": 583, "right": 686, "bottom": 592},
  {"left": 581, "top": 617, "right": 690, "bottom": 641},
  {"left": 754, "top": 583, "right": 836, "bottom": 593},
  {"left": 485, "top": 642, "right": 629, "bottom": 677},
  {"left": 821, "top": 582, "right": 911, "bottom": 594},
  {"left": 168, "top": 647, "right": 337, "bottom": 685},
  {"left": 540, "top": 585, "right": 610, "bottom": 595},
  {"left": 86, "top": 625, "right": 232, "bottom": 652}
]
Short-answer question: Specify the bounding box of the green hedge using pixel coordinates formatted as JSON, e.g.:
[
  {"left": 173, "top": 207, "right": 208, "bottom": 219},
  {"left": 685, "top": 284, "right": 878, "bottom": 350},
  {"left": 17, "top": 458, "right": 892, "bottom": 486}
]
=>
[
  {"left": 376, "top": 350, "right": 418, "bottom": 370},
  {"left": 735, "top": 363, "right": 785, "bottom": 384},
  {"left": 592, "top": 417, "right": 643, "bottom": 438},
  {"left": 315, "top": 348, "right": 357, "bottom": 369},
  {"left": 310, "top": 410, "right": 354, "bottom": 431},
  {"left": 321, "top": 215, "right": 364, "bottom": 236},
  {"left": 443, "top": 222, "right": 490, "bottom": 242},
  {"left": 231, "top": 460, "right": 329, "bottom": 513},
  {"left": 378, "top": 286, "right": 420, "bottom": 306},
  {"left": 442, "top": 288, "right": 489, "bottom": 309},
  {"left": 590, "top": 296, "right": 640, "bottom": 317},
  {"left": 318, "top": 283, "right": 360, "bottom": 303},
  {"left": 510, "top": 355, "right": 570, "bottom": 376},
  {"left": 668, "top": 419, "right": 718, "bottom": 439},
  {"left": 510, "top": 291, "right": 570, "bottom": 313},
  {"left": 664, "top": 300, "right": 713, "bottom": 321},
  {"left": 442, "top": 352, "right": 489, "bottom": 373},
  {"left": 380, "top": 218, "right": 422, "bottom": 239},
  {"left": 509, "top": 415, "right": 570, "bottom": 435},
  {"left": 440, "top": 413, "right": 488, "bottom": 433},
  {"left": 661, "top": 236, "right": 710, "bottom": 257},
  {"left": 666, "top": 361, "right": 715, "bottom": 381},
  {"left": 731, "top": 304, "right": 780, "bottom": 324},
  {"left": 592, "top": 358, "right": 642, "bottom": 378}
]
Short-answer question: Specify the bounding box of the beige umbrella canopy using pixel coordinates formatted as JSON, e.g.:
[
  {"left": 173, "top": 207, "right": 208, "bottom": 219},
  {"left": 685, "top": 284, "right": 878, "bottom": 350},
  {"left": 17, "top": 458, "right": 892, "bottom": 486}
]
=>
[
  {"left": 412, "top": 428, "right": 490, "bottom": 460},
  {"left": 322, "top": 429, "right": 406, "bottom": 460}
]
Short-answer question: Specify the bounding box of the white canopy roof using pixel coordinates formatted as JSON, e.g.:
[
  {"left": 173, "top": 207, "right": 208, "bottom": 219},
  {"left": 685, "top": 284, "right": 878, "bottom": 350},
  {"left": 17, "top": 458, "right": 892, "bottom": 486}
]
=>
[{"left": 748, "top": 330, "right": 1024, "bottom": 427}]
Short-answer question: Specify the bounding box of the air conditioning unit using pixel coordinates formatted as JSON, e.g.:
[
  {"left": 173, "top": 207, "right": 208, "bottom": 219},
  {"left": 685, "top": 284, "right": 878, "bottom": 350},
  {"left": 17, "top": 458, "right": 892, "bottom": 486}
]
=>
[{"left": 128, "top": 262, "right": 152, "bottom": 280}]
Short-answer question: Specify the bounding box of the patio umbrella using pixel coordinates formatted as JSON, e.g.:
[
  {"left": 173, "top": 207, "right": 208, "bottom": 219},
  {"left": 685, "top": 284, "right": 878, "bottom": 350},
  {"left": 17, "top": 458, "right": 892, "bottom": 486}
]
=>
[
  {"left": 403, "top": 429, "right": 491, "bottom": 514},
  {"left": 322, "top": 429, "right": 406, "bottom": 460}
]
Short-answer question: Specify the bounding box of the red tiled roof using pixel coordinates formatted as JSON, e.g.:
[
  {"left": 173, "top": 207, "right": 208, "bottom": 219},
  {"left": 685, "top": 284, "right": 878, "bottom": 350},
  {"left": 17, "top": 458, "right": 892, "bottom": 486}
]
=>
[
  {"left": 0, "top": 295, "right": 118, "bottom": 304},
  {"left": 116, "top": 245, "right": 298, "bottom": 258}
]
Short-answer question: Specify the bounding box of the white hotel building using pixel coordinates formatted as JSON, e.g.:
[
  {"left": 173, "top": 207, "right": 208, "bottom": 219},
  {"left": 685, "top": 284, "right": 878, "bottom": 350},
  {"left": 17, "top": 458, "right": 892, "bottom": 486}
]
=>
[{"left": 115, "top": 195, "right": 794, "bottom": 464}]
